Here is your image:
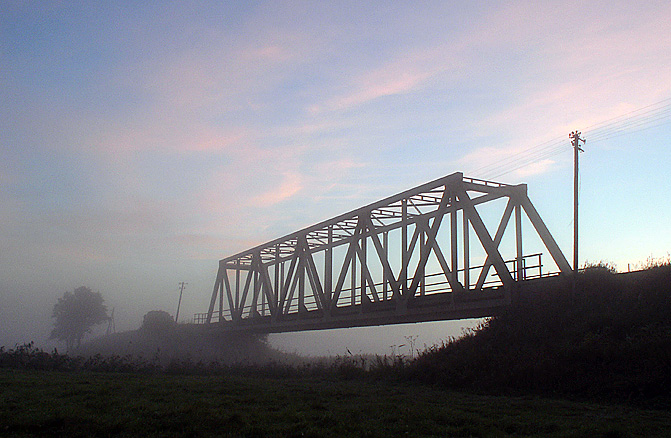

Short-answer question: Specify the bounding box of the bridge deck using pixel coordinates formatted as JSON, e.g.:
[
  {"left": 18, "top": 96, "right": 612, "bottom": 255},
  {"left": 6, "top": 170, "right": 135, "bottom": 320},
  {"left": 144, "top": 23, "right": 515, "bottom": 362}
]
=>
[{"left": 197, "top": 275, "right": 564, "bottom": 333}]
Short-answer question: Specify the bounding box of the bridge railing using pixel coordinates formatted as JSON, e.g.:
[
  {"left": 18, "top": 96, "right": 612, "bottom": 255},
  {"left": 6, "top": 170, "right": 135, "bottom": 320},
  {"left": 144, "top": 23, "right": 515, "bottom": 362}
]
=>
[{"left": 194, "top": 252, "right": 557, "bottom": 324}]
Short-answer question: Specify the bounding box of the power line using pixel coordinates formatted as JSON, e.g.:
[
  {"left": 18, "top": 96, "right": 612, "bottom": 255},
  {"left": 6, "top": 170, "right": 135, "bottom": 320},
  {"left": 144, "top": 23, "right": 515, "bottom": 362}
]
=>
[
  {"left": 476, "top": 138, "right": 569, "bottom": 180},
  {"left": 583, "top": 97, "right": 671, "bottom": 132},
  {"left": 487, "top": 142, "right": 568, "bottom": 180},
  {"left": 471, "top": 98, "right": 671, "bottom": 180},
  {"left": 473, "top": 136, "right": 567, "bottom": 179},
  {"left": 588, "top": 110, "right": 671, "bottom": 143}
]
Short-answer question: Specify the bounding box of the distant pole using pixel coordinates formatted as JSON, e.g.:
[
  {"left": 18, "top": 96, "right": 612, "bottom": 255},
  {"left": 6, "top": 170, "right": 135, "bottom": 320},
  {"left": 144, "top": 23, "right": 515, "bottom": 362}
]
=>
[
  {"left": 175, "top": 282, "right": 187, "bottom": 323},
  {"left": 106, "top": 308, "right": 115, "bottom": 336},
  {"left": 569, "top": 131, "right": 585, "bottom": 274}
]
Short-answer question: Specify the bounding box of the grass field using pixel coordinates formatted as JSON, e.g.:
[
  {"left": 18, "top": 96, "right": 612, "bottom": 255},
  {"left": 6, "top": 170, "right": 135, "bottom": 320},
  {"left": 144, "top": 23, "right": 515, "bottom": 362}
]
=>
[{"left": 2, "top": 369, "right": 671, "bottom": 437}]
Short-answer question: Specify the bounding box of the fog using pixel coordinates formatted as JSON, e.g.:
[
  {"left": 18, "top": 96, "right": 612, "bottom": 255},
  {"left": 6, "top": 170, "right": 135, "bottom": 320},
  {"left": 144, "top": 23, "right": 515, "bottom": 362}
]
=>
[
  {"left": 0, "top": 276, "right": 481, "bottom": 357},
  {"left": 0, "top": 286, "right": 55, "bottom": 350},
  {"left": 0, "top": 244, "right": 481, "bottom": 357},
  {"left": 268, "top": 319, "right": 483, "bottom": 357}
]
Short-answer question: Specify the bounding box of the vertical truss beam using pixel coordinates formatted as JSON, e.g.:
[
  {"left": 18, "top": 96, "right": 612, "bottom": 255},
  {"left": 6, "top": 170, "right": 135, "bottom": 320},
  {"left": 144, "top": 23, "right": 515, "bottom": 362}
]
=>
[{"left": 205, "top": 173, "right": 571, "bottom": 331}]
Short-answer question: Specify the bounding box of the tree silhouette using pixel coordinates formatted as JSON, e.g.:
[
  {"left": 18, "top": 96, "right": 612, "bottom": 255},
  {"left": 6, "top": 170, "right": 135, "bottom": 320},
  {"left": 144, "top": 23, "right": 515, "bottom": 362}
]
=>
[{"left": 50, "top": 286, "right": 108, "bottom": 351}]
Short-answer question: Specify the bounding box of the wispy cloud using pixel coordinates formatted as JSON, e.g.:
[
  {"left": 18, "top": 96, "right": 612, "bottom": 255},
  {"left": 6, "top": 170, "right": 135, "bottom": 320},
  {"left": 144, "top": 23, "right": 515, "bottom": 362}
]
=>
[
  {"left": 310, "top": 47, "right": 462, "bottom": 114},
  {"left": 250, "top": 172, "right": 303, "bottom": 207}
]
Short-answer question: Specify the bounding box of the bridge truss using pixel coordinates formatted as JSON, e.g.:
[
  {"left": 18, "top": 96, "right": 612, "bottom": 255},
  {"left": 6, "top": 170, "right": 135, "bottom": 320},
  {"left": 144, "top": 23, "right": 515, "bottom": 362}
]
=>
[{"left": 201, "top": 172, "right": 571, "bottom": 332}]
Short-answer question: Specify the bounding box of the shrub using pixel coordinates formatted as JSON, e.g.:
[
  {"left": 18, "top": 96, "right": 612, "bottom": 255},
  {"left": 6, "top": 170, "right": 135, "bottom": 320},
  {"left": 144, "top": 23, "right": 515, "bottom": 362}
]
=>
[{"left": 141, "top": 310, "right": 176, "bottom": 333}]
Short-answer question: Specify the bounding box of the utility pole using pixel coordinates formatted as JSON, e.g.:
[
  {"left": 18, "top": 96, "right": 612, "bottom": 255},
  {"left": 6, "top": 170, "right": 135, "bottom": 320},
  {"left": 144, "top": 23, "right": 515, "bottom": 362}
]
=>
[
  {"left": 106, "top": 308, "right": 115, "bottom": 336},
  {"left": 569, "top": 131, "right": 585, "bottom": 274},
  {"left": 175, "top": 282, "right": 187, "bottom": 323}
]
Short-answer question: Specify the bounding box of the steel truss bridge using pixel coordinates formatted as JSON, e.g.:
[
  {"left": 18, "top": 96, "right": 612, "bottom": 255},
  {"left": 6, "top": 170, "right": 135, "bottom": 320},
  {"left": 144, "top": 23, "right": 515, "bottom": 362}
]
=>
[{"left": 197, "top": 172, "right": 571, "bottom": 332}]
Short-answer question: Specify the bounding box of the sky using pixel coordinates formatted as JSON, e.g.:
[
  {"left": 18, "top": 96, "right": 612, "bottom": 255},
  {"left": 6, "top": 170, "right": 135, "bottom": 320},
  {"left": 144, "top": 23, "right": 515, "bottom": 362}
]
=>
[{"left": 1, "top": 1, "right": 670, "bottom": 355}]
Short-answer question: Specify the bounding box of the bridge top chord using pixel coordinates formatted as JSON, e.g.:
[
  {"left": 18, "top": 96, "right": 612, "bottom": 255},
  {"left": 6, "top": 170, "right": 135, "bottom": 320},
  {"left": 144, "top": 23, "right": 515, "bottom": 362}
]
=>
[{"left": 221, "top": 173, "right": 516, "bottom": 266}]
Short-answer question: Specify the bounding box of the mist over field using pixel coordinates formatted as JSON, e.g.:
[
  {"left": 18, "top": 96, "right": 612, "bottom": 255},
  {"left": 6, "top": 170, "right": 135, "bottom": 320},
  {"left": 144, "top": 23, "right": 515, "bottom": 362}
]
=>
[
  {"left": 2, "top": 2, "right": 670, "bottom": 367},
  {"left": 0, "top": 286, "right": 56, "bottom": 351},
  {"left": 0, "top": 280, "right": 481, "bottom": 358}
]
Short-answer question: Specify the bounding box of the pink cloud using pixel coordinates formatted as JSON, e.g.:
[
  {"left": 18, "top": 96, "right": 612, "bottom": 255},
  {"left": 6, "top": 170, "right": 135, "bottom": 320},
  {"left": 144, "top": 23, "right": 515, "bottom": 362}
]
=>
[
  {"left": 249, "top": 172, "right": 303, "bottom": 207},
  {"left": 311, "top": 47, "right": 463, "bottom": 113},
  {"left": 191, "top": 140, "right": 308, "bottom": 234},
  {"left": 188, "top": 131, "right": 247, "bottom": 153},
  {"left": 325, "top": 70, "right": 432, "bottom": 111},
  {"left": 243, "top": 44, "right": 296, "bottom": 63},
  {"left": 60, "top": 107, "right": 249, "bottom": 156},
  {"left": 510, "top": 159, "right": 556, "bottom": 179},
  {"left": 191, "top": 150, "right": 370, "bottom": 250}
]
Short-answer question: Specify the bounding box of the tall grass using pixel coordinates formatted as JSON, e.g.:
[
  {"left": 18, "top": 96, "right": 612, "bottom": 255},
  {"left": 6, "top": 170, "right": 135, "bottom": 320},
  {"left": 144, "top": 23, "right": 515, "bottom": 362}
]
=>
[{"left": 0, "top": 341, "right": 409, "bottom": 383}]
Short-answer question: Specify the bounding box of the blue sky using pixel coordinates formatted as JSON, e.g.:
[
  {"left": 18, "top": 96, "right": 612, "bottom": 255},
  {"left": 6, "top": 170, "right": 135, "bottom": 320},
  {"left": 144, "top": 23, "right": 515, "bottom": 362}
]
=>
[{"left": 1, "top": 1, "right": 670, "bottom": 353}]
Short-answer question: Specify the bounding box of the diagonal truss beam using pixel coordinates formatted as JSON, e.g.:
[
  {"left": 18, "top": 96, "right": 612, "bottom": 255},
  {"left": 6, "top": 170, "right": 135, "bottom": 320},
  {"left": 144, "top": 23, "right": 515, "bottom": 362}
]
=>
[{"left": 204, "top": 172, "right": 572, "bottom": 331}]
